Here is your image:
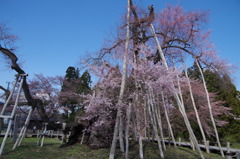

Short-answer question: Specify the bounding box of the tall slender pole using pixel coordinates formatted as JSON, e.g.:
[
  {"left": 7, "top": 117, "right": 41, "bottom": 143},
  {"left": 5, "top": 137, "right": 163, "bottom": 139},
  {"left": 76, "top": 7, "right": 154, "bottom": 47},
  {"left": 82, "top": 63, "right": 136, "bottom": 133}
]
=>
[
  {"left": 182, "top": 63, "right": 209, "bottom": 153},
  {"left": 135, "top": 97, "right": 144, "bottom": 159},
  {"left": 147, "top": 89, "right": 164, "bottom": 158},
  {"left": 155, "top": 94, "right": 166, "bottom": 150},
  {"left": 109, "top": 0, "right": 130, "bottom": 158},
  {"left": 125, "top": 102, "right": 132, "bottom": 159},
  {"left": 150, "top": 24, "right": 204, "bottom": 159},
  {"left": 195, "top": 59, "right": 224, "bottom": 157}
]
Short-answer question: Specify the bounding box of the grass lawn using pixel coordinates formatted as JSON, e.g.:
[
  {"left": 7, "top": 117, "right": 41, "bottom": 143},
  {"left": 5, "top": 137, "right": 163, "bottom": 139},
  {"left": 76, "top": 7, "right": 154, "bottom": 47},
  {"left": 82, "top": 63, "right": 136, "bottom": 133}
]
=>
[{"left": 0, "top": 137, "right": 223, "bottom": 159}]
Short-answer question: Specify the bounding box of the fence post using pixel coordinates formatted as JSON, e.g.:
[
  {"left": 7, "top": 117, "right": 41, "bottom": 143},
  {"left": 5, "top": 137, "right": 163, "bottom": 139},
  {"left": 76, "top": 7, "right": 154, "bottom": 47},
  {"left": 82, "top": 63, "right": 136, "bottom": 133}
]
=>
[
  {"left": 178, "top": 138, "right": 181, "bottom": 146},
  {"left": 227, "top": 142, "right": 230, "bottom": 153},
  {"left": 206, "top": 140, "right": 210, "bottom": 153}
]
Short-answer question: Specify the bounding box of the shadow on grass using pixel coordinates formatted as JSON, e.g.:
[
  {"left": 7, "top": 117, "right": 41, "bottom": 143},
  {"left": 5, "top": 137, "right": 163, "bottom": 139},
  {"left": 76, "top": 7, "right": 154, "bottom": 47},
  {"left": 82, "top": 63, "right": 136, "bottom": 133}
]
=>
[{"left": 0, "top": 138, "right": 223, "bottom": 159}]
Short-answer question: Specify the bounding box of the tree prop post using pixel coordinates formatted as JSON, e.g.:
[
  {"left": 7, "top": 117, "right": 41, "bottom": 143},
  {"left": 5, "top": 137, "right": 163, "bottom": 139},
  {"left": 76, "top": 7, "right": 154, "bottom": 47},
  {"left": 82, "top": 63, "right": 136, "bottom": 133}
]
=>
[
  {"left": 0, "top": 74, "right": 27, "bottom": 156},
  {"left": 13, "top": 107, "right": 33, "bottom": 149}
]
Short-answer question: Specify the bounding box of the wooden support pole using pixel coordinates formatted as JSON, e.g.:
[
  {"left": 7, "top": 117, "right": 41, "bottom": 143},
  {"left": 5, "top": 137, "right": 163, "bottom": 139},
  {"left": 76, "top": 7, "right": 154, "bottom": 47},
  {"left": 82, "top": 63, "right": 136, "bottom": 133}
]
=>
[
  {"left": 227, "top": 142, "right": 230, "bottom": 153},
  {"left": 13, "top": 108, "right": 33, "bottom": 149},
  {"left": 154, "top": 93, "right": 166, "bottom": 151},
  {"left": 80, "top": 132, "right": 85, "bottom": 144},
  {"left": 13, "top": 123, "right": 24, "bottom": 149},
  {"left": 109, "top": 0, "right": 130, "bottom": 158},
  {"left": 37, "top": 130, "right": 40, "bottom": 138},
  {"left": 190, "top": 137, "right": 195, "bottom": 151},
  {"left": 179, "top": 138, "right": 181, "bottom": 146},
  {"left": 0, "top": 119, "right": 13, "bottom": 155},
  {"left": 125, "top": 102, "right": 132, "bottom": 159},
  {"left": 0, "top": 76, "right": 19, "bottom": 115},
  {"left": 41, "top": 123, "right": 48, "bottom": 147},
  {"left": 37, "top": 134, "right": 41, "bottom": 146},
  {"left": 195, "top": 59, "right": 224, "bottom": 157},
  {"left": 18, "top": 127, "right": 27, "bottom": 146},
  {"left": 9, "top": 127, "right": 13, "bottom": 138},
  {"left": 206, "top": 140, "right": 210, "bottom": 153},
  {"left": 0, "top": 75, "right": 25, "bottom": 156},
  {"left": 61, "top": 123, "right": 66, "bottom": 143},
  {"left": 150, "top": 24, "right": 204, "bottom": 159},
  {"left": 161, "top": 91, "right": 176, "bottom": 148},
  {"left": 147, "top": 91, "right": 164, "bottom": 158},
  {"left": 12, "top": 114, "right": 20, "bottom": 142},
  {"left": 51, "top": 130, "right": 53, "bottom": 138}
]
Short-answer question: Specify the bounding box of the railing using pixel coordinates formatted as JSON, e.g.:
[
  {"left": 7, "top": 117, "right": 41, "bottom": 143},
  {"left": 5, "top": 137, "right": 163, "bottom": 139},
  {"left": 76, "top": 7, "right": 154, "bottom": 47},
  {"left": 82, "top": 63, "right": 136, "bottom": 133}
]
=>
[{"left": 164, "top": 138, "right": 240, "bottom": 159}]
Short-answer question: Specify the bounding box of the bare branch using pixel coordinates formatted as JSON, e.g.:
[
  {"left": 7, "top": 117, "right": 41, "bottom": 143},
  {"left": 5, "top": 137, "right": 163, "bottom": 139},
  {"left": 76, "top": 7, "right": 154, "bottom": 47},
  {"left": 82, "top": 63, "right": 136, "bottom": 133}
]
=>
[{"left": 0, "top": 47, "right": 49, "bottom": 122}]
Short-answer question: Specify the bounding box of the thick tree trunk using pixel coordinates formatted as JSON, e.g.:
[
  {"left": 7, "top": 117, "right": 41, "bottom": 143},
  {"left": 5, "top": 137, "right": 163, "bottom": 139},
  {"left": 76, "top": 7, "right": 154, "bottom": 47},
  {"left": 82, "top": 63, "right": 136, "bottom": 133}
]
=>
[
  {"left": 59, "top": 124, "right": 84, "bottom": 148},
  {"left": 195, "top": 59, "right": 224, "bottom": 157}
]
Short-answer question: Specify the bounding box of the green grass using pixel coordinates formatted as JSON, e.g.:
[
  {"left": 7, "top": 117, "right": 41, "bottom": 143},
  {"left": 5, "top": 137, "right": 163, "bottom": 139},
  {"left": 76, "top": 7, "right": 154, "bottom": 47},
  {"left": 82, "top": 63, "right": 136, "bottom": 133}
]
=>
[
  {"left": 0, "top": 137, "right": 224, "bottom": 159},
  {"left": 231, "top": 143, "right": 240, "bottom": 149}
]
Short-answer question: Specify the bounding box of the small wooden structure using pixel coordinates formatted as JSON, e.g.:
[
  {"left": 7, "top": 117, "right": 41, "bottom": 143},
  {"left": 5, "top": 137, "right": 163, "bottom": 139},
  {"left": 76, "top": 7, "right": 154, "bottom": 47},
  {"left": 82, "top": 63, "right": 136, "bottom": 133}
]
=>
[{"left": 0, "top": 74, "right": 32, "bottom": 156}]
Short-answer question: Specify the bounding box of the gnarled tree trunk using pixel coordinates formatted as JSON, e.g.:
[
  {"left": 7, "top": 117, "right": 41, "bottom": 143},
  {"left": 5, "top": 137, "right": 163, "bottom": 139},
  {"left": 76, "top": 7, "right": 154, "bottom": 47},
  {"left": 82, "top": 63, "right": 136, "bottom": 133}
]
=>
[{"left": 0, "top": 47, "right": 49, "bottom": 122}]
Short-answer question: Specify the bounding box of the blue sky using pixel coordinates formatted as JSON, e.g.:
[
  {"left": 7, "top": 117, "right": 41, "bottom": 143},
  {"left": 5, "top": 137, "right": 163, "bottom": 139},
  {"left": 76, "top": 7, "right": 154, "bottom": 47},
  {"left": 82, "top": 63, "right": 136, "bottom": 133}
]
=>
[{"left": 0, "top": 0, "right": 240, "bottom": 93}]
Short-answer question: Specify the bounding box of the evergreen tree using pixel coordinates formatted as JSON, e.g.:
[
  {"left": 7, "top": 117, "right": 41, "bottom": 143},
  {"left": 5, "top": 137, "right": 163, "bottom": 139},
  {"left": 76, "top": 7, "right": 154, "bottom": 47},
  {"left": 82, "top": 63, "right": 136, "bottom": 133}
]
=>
[
  {"left": 187, "top": 62, "right": 202, "bottom": 80},
  {"left": 65, "top": 66, "right": 79, "bottom": 81},
  {"left": 60, "top": 67, "right": 92, "bottom": 124},
  {"left": 204, "top": 71, "right": 240, "bottom": 115},
  {"left": 76, "top": 70, "right": 91, "bottom": 95}
]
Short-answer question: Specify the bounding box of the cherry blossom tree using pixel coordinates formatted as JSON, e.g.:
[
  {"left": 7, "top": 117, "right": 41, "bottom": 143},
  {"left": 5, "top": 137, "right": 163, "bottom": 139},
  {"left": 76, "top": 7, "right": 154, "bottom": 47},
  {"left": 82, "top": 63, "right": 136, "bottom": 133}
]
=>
[
  {"left": 28, "top": 74, "right": 63, "bottom": 120},
  {"left": 0, "top": 1, "right": 232, "bottom": 158},
  {"left": 79, "top": 1, "right": 232, "bottom": 159}
]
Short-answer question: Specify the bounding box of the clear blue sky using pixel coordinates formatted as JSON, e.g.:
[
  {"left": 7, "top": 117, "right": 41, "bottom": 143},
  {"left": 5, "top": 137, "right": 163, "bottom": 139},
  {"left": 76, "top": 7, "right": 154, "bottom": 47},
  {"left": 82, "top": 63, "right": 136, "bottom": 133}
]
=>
[{"left": 0, "top": 0, "right": 240, "bottom": 93}]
